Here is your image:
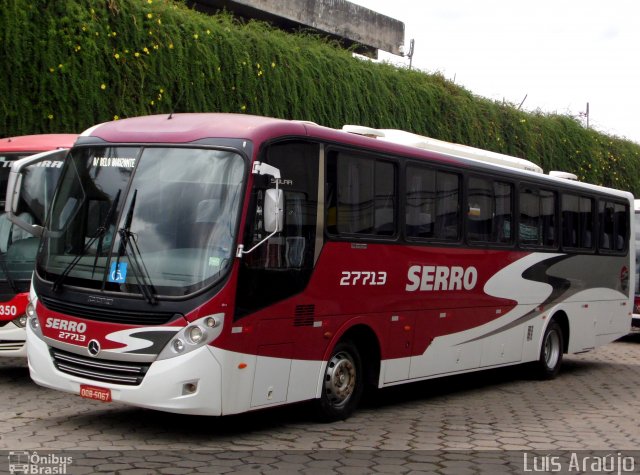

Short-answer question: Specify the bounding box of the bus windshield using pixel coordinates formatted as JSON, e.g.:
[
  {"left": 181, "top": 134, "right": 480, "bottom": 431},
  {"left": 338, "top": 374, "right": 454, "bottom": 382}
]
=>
[
  {"left": 36, "top": 146, "right": 245, "bottom": 297},
  {"left": 0, "top": 157, "right": 64, "bottom": 287}
]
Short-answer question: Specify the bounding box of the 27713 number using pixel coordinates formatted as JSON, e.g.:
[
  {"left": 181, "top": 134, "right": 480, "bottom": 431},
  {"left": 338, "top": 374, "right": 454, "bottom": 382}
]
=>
[{"left": 339, "top": 271, "right": 387, "bottom": 286}]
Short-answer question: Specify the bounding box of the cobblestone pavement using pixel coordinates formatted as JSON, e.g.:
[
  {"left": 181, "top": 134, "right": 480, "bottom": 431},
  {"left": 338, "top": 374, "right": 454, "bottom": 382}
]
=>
[{"left": 1, "top": 334, "right": 639, "bottom": 474}]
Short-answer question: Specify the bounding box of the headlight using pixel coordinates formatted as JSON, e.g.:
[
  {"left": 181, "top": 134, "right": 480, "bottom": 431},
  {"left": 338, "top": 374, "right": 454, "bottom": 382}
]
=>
[
  {"left": 12, "top": 315, "right": 28, "bottom": 328},
  {"left": 205, "top": 316, "right": 218, "bottom": 328},
  {"left": 187, "top": 325, "right": 204, "bottom": 344},
  {"left": 173, "top": 339, "right": 185, "bottom": 353},
  {"left": 25, "top": 297, "right": 43, "bottom": 338},
  {"left": 26, "top": 301, "right": 37, "bottom": 318},
  {"left": 157, "top": 313, "right": 224, "bottom": 361}
]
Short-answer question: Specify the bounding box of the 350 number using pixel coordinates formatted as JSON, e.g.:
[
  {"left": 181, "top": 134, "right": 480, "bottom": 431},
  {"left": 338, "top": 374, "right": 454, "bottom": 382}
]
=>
[
  {"left": 339, "top": 271, "right": 387, "bottom": 286},
  {"left": 0, "top": 305, "right": 17, "bottom": 316}
]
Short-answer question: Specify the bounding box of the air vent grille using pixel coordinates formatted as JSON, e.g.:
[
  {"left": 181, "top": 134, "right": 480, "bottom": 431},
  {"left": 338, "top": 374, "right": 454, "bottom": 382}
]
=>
[
  {"left": 294, "top": 305, "right": 315, "bottom": 326},
  {"left": 0, "top": 341, "right": 24, "bottom": 351},
  {"left": 50, "top": 348, "right": 150, "bottom": 386}
]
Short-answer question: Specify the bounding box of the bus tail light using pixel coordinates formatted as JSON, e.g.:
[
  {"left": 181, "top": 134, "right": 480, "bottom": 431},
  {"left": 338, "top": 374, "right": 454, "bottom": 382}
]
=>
[{"left": 157, "top": 313, "right": 225, "bottom": 361}]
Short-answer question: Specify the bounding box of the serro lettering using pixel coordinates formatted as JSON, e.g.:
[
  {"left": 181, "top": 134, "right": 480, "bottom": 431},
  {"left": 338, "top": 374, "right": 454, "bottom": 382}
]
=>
[
  {"left": 45, "top": 317, "right": 87, "bottom": 333},
  {"left": 406, "top": 265, "right": 478, "bottom": 292}
]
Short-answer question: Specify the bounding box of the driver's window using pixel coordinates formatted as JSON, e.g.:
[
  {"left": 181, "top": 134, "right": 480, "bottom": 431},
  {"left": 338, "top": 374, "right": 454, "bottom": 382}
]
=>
[{"left": 235, "top": 141, "right": 320, "bottom": 318}]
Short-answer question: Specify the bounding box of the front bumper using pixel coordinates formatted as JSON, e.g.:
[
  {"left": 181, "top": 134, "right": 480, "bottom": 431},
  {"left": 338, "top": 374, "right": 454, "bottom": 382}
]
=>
[
  {"left": 27, "top": 326, "right": 223, "bottom": 415},
  {"left": 0, "top": 323, "right": 27, "bottom": 357}
]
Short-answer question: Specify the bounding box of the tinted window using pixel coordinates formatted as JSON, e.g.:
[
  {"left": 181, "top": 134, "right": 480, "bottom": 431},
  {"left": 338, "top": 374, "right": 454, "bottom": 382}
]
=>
[
  {"left": 519, "top": 187, "right": 557, "bottom": 248},
  {"left": 327, "top": 151, "right": 396, "bottom": 236},
  {"left": 406, "top": 165, "right": 460, "bottom": 241},
  {"left": 599, "top": 200, "right": 628, "bottom": 252},
  {"left": 467, "top": 177, "right": 513, "bottom": 244},
  {"left": 562, "top": 194, "right": 594, "bottom": 249}
]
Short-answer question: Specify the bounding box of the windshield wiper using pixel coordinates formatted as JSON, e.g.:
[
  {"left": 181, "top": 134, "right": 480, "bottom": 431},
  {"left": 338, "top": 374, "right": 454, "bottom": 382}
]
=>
[
  {"left": 92, "top": 190, "right": 121, "bottom": 278},
  {"left": 114, "top": 190, "right": 158, "bottom": 305},
  {"left": 52, "top": 190, "right": 121, "bottom": 293}
]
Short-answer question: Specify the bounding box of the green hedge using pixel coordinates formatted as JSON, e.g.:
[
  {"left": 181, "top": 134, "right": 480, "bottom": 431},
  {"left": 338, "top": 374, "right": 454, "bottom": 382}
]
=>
[{"left": 2, "top": 0, "right": 639, "bottom": 193}]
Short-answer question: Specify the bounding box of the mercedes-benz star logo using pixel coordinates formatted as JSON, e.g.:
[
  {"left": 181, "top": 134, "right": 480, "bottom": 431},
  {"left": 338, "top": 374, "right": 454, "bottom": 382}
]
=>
[{"left": 87, "top": 339, "right": 101, "bottom": 357}]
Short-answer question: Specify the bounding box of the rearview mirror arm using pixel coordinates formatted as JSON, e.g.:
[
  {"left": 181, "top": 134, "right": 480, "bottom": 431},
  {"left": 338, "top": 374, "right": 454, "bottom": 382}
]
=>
[{"left": 236, "top": 162, "right": 282, "bottom": 258}]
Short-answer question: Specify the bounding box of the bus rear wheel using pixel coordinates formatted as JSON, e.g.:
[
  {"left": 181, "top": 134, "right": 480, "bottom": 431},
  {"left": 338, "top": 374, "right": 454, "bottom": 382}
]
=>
[
  {"left": 535, "top": 320, "right": 564, "bottom": 379},
  {"left": 315, "top": 340, "right": 364, "bottom": 422}
]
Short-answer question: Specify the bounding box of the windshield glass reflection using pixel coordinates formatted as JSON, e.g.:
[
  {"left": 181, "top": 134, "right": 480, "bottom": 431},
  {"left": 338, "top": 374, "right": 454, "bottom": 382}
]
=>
[
  {"left": 0, "top": 158, "right": 64, "bottom": 288},
  {"left": 37, "top": 147, "right": 245, "bottom": 297}
]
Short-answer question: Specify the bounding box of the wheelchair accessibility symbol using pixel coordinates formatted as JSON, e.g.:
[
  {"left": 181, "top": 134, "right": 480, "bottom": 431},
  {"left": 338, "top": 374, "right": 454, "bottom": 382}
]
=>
[{"left": 108, "top": 262, "right": 128, "bottom": 283}]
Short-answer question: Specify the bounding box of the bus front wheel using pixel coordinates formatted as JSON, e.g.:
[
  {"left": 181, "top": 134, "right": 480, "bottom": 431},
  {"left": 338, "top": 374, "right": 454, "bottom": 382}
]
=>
[
  {"left": 315, "top": 340, "right": 364, "bottom": 422},
  {"left": 535, "top": 320, "right": 564, "bottom": 379}
]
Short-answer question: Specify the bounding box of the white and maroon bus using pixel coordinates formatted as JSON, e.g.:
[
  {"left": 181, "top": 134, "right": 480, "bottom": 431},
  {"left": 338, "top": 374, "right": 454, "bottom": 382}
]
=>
[
  {"left": 0, "top": 134, "right": 76, "bottom": 356},
  {"left": 14, "top": 114, "right": 633, "bottom": 420}
]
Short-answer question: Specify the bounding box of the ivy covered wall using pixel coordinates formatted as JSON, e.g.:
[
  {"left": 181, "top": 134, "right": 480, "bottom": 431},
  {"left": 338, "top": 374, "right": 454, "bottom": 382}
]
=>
[{"left": 2, "top": 0, "right": 639, "bottom": 193}]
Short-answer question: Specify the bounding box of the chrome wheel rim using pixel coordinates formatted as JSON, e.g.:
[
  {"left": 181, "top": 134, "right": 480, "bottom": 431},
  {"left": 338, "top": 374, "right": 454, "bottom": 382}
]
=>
[{"left": 324, "top": 351, "right": 356, "bottom": 408}]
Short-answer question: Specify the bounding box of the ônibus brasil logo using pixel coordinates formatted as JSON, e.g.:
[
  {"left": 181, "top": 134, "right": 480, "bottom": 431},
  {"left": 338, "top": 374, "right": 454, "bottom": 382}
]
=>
[{"left": 8, "top": 451, "right": 73, "bottom": 474}]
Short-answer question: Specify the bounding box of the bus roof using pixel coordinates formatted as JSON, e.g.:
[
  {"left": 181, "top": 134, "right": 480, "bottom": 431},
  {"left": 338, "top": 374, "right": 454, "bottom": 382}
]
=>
[
  {"left": 81, "top": 113, "right": 306, "bottom": 145},
  {"left": 79, "top": 113, "right": 631, "bottom": 201},
  {"left": 0, "top": 134, "right": 78, "bottom": 152},
  {"left": 80, "top": 113, "right": 469, "bottom": 167}
]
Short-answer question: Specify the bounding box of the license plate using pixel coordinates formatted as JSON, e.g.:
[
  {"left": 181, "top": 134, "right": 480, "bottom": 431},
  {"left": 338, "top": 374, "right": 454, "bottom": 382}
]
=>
[{"left": 79, "top": 384, "right": 112, "bottom": 402}]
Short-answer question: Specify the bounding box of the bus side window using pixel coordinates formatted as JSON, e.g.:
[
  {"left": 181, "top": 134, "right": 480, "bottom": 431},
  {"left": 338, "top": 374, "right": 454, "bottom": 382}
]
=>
[
  {"left": 519, "top": 186, "right": 556, "bottom": 248},
  {"left": 599, "top": 201, "right": 616, "bottom": 250},
  {"left": 467, "top": 177, "right": 493, "bottom": 242},
  {"left": 405, "top": 166, "right": 435, "bottom": 238},
  {"left": 562, "top": 194, "right": 594, "bottom": 250},
  {"left": 615, "top": 203, "right": 628, "bottom": 251},
  {"left": 327, "top": 151, "right": 397, "bottom": 237},
  {"left": 405, "top": 165, "right": 460, "bottom": 242},
  {"left": 600, "top": 201, "right": 629, "bottom": 252}
]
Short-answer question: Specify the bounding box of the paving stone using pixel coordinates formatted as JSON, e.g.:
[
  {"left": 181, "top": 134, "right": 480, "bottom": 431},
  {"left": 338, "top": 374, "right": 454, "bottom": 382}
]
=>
[{"left": 0, "top": 337, "right": 639, "bottom": 473}]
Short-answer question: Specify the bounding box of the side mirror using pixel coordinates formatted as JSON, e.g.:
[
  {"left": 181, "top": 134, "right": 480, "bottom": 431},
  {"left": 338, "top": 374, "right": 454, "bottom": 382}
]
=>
[
  {"left": 264, "top": 188, "right": 283, "bottom": 233},
  {"left": 236, "top": 161, "right": 284, "bottom": 258},
  {"left": 5, "top": 148, "right": 69, "bottom": 237}
]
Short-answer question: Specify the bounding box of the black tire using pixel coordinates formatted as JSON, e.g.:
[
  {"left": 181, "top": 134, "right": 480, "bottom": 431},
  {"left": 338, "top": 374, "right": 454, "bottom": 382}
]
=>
[
  {"left": 315, "top": 340, "right": 364, "bottom": 422},
  {"left": 535, "top": 320, "right": 564, "bottom": 379}
]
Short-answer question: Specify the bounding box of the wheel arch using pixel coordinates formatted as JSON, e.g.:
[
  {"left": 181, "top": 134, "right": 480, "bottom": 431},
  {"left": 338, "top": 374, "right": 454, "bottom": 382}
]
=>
[
  {"left": 324, "top": 322, "right": 382, "bottom": 390},
  {"left": 549, "top": 310, "right": 570, "bottom": 353}
]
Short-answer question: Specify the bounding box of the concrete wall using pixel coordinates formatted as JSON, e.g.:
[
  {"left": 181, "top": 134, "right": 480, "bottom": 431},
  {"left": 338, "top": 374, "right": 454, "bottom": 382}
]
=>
[{"left": 190, "top": 0, "right": 405, "bottom": 57}]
